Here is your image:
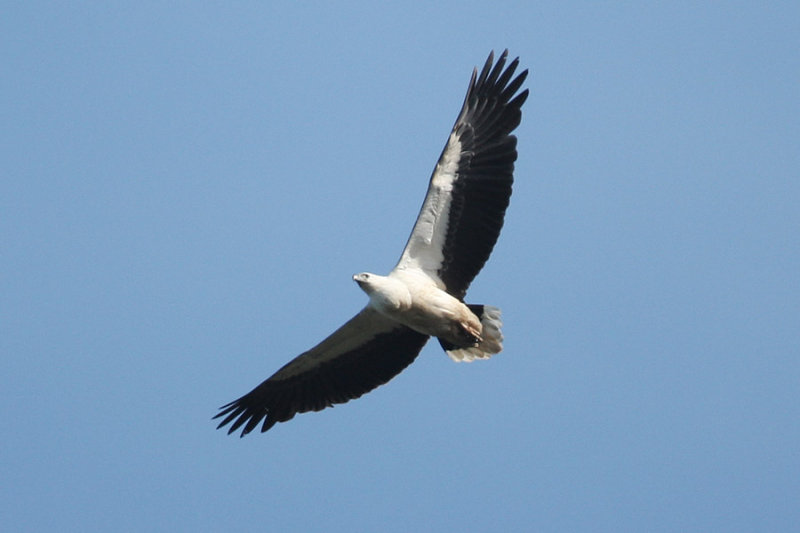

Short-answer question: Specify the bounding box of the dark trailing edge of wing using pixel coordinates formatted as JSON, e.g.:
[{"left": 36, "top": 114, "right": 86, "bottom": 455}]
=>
[
  {"left": 214, "top": 328, "right": 429, "bottom": 437},
  {"left": 438, "top": 50, "right": 528, "bottom": 298}
]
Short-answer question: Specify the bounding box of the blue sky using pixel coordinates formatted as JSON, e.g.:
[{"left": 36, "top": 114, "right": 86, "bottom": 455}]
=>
[{"left": 2, "top": 3, "right": 798, "bottom": 532}]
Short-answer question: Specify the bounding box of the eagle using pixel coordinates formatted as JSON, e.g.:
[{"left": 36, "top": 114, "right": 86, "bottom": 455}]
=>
[{"left": 215, "top": 50, "right": 528, "bottom": 436}]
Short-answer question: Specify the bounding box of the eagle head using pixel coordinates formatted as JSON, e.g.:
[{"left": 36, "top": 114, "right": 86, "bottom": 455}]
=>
[{"left": 352, "top": 272, "right": 373, "bottom": 292}]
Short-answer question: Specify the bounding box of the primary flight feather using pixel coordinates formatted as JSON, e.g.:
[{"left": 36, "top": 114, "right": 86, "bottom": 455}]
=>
[{"left": 215, "top": 50, "right": 528, "bottom": 436}]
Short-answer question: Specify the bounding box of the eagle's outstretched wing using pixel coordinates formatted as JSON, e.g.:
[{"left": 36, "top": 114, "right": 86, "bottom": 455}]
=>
[
  {"left": 394, "top": 50, "right": 528, "bottom": 299},
  {"left": 214, "top": 307, "right": 429, "bottom": 437}
]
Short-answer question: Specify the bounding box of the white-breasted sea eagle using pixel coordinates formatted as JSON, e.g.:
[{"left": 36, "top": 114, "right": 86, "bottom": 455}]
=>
[{"left": 215, "top": 50, "right": 528, "bottom": 436}]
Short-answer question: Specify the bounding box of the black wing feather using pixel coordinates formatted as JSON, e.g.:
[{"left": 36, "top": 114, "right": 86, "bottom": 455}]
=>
[
  {"left": 437, "top": 50, "right": 528, "bottom": 297},
  {"left": 214, "top": 325, "right": 429, "bottom": 437}
]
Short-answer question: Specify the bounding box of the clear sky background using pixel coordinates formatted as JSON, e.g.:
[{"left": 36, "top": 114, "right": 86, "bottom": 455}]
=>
[{"left": 2, "top": 3, "right": 798, "bottom": 532}]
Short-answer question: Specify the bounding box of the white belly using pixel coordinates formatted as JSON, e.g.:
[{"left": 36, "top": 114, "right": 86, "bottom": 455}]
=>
[{"left": 379, "top": 270, "right": 481, "bottom": 346}]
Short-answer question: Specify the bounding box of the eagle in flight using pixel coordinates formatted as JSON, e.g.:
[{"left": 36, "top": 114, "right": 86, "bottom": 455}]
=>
[{"left": 215, "top": 50, "right": 528, "bottom": 436}]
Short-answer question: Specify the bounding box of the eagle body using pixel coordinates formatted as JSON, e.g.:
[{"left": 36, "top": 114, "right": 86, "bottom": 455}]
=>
[
  {"left": 215, "top": 50, "right": 528, "bottom": 436},
  {"left": 353, "top": 270, "right": 491, "bottom": 353}
]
